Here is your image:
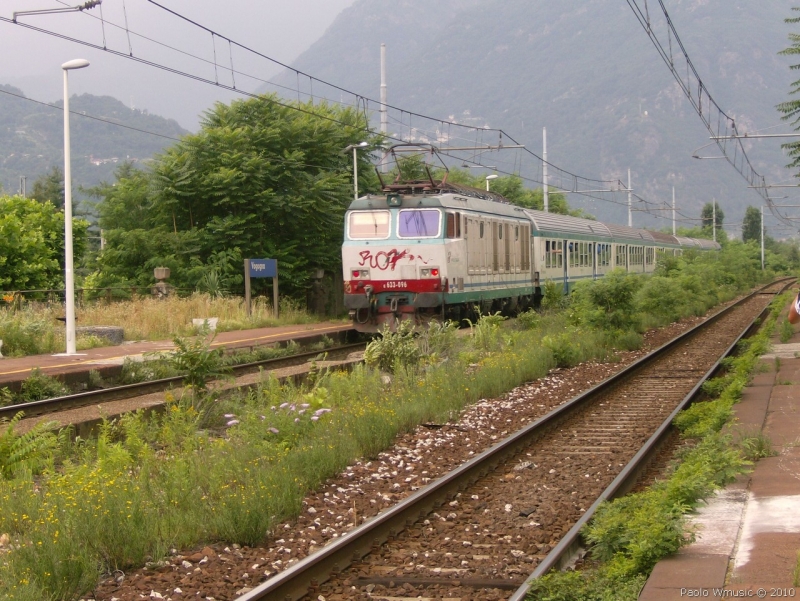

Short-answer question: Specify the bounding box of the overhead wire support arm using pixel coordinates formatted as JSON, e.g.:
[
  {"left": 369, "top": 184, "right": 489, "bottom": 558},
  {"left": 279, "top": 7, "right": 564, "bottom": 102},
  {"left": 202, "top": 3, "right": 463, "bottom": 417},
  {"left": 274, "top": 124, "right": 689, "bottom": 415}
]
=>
[{"left": 13, "top": 0, "right": 101, "bottom": 21}]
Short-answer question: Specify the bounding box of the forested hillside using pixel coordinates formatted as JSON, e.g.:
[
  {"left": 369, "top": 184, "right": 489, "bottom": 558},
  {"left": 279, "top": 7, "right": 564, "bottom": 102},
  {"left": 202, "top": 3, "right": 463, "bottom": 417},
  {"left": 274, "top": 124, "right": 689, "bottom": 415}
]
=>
[
  {"left": 270, "top": 0, "right": 794, "bottom": 234},
  {"left": 0, "top": 85, "right": 187, "bottom": 199}
]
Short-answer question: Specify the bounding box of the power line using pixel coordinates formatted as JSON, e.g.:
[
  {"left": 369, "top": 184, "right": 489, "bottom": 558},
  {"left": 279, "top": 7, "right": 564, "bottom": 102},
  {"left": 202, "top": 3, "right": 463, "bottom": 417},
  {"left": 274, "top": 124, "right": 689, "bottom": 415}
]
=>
[{"left": 623, "top": 0, "right": 797, "bottom": 229}]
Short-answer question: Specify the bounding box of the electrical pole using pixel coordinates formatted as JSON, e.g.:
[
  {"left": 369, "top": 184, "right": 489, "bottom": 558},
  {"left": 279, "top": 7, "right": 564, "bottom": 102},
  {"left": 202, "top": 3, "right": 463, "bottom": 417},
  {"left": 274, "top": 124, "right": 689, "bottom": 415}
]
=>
[
  {"left": 543, "top": 127, "right": 549, "bottom": 213},
  {"left": 672, "top": 187, "right": 676, "bottom": 236},
  {"left": 627, "top": 168, "right": 632, "bottom": 227},
  {"left": 761, "top": 205, "right": 765, "bottom": 271},
  {"left": 380, "top": 43, "right": 388, "bottom": 173}
]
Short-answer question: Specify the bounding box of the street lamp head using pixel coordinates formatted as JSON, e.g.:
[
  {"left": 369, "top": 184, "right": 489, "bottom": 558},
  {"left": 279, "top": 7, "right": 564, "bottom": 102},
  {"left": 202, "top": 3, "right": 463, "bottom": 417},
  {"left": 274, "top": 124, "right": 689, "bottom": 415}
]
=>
[
  {"left": 343, "top": 141, "right": 369, "bottom": 153},
  {"left": 62, "top": 59, "right": 90, "bottom": 71},
  {"left": 485, "top": 174, "right": 499, "bottom": 181}
]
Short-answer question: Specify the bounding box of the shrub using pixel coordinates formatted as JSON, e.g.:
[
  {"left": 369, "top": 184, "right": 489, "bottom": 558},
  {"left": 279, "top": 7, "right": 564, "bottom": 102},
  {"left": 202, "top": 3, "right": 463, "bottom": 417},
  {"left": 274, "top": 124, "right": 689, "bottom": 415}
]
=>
[
  {"left": 363, "top": 319, "right": 421, "bottom": 372},
  {"left": 18, "top": 368, "right": 70, "bottom": 402},
  {"left": 571, "top": 269, "right": 641, "bottom": 332}
]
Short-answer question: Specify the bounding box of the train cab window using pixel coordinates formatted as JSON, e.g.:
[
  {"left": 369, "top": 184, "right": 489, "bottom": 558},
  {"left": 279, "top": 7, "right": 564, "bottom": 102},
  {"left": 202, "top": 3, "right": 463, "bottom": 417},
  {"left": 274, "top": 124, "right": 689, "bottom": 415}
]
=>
[
  {"left": 398, "top": 209, "right": 441, "bottom": 238},
  {"left": 348, "top": 210, "right": 390, "bottom": 240},
  {"left": 446, "top": 212, "right": 462, "bottom": 239}
]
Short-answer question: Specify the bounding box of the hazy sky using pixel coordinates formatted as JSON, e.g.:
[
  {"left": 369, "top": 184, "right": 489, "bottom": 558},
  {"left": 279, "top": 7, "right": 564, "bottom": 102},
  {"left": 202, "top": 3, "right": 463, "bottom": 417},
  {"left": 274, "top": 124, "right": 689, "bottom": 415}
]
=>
[{"left": 0, "top": 0, "right": 355, "bottom": 129}]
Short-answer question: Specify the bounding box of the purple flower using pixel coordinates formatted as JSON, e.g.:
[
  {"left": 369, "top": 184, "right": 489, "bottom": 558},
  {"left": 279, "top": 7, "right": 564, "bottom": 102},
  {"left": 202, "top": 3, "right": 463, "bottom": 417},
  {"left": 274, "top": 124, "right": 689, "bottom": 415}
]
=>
[
  {"left": 260, "top": 415, "right": 266, "bottom": 421},
  {"left": 226, "top": 419, "right": 240, "bottom": 426},
  {"left": 289, "top": 404, "right": 296, "bottom": 412},
  {"left": 268, "top": 427, "right": 279, "bottom": 434},
  {"left": 300, "top": 403, "right": 310, "bottom": 409},
  {"left": 224, "top": 413, "right": 236, "bottom": 418},
  {"left": 314, "top": 408, "right": 332, "bottom": 416},
  {"left": 311, "top": 416, "right": 319, "bottom": 422},
  {"left": 294, "top": 418, "right": 300, "bottom": 423},
  {"left": 279, "top": 402, "right": 289, "bottom": 409},
  {"left": 298, "top": 409, "right": 306, "bottom": 415},
  {"left": 271, "top": 406, "right": 277, "bottom": 411}
]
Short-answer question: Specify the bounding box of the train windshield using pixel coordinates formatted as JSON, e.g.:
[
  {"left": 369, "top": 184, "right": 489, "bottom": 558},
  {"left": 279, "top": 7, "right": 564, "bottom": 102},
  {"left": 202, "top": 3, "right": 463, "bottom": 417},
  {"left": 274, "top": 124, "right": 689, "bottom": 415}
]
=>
[
  {"left": 348, "top": 210, "right": 390, "bottom": 239},
  {"left": 397, "top": 209, "right": 441, "bottom": 238}
]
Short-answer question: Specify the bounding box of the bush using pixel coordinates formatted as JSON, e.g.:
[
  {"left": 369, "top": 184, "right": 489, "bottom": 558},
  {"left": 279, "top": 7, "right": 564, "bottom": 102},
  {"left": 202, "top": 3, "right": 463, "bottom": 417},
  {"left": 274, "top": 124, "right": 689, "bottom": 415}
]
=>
[
  {"left": 363, "top": 319, "right": 421, "bottom": 372},
  {"left": 571, "top": 269, "right": 641, "bottom": 332}
]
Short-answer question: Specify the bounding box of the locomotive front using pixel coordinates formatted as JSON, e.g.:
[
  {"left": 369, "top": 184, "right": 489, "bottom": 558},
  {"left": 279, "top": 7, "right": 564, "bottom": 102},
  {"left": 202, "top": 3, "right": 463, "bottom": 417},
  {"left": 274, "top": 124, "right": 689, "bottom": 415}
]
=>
[{"left": 342, "top": 194, "right": 448, "bottom": 332}]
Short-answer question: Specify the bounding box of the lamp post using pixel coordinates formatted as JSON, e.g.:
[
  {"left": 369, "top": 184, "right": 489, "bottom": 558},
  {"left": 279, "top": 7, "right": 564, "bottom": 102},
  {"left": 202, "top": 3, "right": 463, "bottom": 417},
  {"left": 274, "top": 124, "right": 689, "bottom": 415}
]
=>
[
  {"left": 343, "top": 142, "right": 369, "bottom": 200},
  {"left": 485, "top": 174, "right": 498, "bottom": 191},
  {"left": 61, "top": 58, "right": 89, "bottom": 355}
]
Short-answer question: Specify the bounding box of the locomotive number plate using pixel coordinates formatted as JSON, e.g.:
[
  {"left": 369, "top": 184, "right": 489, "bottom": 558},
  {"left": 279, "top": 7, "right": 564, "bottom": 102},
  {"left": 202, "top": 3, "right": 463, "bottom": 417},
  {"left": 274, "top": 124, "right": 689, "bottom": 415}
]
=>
[{"left": 383, "top": 281, "right": 409, "bottom": 289}]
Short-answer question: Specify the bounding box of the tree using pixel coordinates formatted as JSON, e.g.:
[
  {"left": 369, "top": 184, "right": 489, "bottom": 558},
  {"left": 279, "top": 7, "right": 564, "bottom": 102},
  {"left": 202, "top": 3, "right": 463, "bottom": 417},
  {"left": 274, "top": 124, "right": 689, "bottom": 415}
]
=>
[
  {"left": 30, "top": 166, "right": 65, "bottom": 209},
  {"left": 779, "top": 7, "right": 800, "bottom": 176},
  {"left": 742, "top": 206, "right": 762, "bottom": 243},
  {"left": 0, "top": 195, "right": 88, "bottom": 291},
  {"left": 700, "top": 201, "right": 724, "bottom": 229},
  {"left": 92, "top": 95, "right": 380, "bottom": 296}
]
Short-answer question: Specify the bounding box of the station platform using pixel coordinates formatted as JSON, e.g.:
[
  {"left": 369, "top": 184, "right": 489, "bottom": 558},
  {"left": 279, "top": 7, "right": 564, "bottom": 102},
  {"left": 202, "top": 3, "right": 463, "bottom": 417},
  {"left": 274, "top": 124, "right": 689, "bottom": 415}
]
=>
[
  {"left": 0, "top": 321, "right": 354, "bottom": 388},
  {"left": 639, "top": 301, "right": 800, "bottom": 599}
]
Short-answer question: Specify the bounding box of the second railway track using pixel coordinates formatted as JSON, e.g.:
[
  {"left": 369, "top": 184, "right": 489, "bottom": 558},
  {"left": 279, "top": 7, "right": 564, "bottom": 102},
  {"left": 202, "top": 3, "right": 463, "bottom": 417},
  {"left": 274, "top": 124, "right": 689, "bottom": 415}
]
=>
[{"left": 233, "top": 279, "right": 792, "bottom": 601}]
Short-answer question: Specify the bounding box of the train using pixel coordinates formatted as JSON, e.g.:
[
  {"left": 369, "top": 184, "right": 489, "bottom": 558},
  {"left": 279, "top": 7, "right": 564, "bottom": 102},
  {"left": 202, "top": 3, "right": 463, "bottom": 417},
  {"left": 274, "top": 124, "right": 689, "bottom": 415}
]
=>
[{"left": 342, "top": 176, "right": 719, "bottom": 333}]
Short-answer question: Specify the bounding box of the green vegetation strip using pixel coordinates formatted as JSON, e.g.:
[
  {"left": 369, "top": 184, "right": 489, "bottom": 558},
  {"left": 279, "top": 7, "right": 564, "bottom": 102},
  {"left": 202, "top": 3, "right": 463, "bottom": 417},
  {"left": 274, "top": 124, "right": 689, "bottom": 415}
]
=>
[
  {"left": 526, "top": 290, "right": 793, "bottom": 601},
  {"left": 0, "top": 246, "right": 782, "bottom": 601}
]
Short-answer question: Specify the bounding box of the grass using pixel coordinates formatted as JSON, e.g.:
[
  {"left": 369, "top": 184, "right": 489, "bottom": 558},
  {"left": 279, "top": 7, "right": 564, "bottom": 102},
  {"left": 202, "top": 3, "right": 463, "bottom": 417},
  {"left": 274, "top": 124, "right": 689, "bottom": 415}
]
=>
[
  {"left": 0, "top": 294, "right": 327, "bottom": 357},
  {"left": 780, "top": 318, "right": 795, "bottom": 344},
  {"left": 0, "top": 249, "right": 782, "bottom": 600}
]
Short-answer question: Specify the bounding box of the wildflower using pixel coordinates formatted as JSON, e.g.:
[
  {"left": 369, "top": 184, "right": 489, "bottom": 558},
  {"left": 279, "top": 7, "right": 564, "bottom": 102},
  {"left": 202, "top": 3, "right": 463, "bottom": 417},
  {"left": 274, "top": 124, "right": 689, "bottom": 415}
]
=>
[
  {"left": 298, "top": 409, "right": 306, "bottom": 415},
  {"left": 260, "top": 415, "right": 266, "bottom": 420},
  {"left": 268, "top": 427, "right": 279, "bottom": 434},
  {"left": 279, "top": 402, "right": 289, "bottom": 409},
  {"left": 294, "top": 418, "right": 300, "bottom": 423},
  {"left": 224, "top": 413, "right": 236, "bottom": 418},
  {"left": 314, "top": 408, "right": 332, "bottom": 416},
  {"left": 311, "top": 416, "right": 319, "bottom": 422},
  {"left": 226, "top": 419, "right": 240, "bottom": 426},
  {"left": 299, "top": 403, "right": 310, "bottom": 409},
  {"left": 271, "top": 406, "right": 277, "bottom": 411},
  {"left": 289, "top": 404, "right": 296, "bottom": 411}
]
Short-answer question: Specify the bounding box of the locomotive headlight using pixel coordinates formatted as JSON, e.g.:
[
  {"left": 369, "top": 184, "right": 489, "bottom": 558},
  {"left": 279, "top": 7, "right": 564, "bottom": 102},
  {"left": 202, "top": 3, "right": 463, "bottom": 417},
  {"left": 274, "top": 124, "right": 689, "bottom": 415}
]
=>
[
  {"left": 351, "top": 269, "right": 369, "bottom": 279},
  {"left": 420, "top": 267, "right": 440, "bottom": 278}
]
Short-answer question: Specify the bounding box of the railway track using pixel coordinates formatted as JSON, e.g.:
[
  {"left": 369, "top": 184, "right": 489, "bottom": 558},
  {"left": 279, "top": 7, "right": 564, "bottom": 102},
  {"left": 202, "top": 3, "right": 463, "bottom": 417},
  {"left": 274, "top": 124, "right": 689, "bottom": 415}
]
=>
[
  {"left": 232, "top": 278, "right": 793, "bottom": 601},
  {"left": 0, "top": 342, "right": 367, "bottom": 422}
]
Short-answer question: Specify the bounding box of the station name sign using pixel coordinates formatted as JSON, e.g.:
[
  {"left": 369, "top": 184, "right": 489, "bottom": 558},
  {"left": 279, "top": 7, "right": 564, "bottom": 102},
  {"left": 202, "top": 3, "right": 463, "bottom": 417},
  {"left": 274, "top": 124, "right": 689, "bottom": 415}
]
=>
[{"left": 248, "top": 258, "right": 277, "bottom": 278}]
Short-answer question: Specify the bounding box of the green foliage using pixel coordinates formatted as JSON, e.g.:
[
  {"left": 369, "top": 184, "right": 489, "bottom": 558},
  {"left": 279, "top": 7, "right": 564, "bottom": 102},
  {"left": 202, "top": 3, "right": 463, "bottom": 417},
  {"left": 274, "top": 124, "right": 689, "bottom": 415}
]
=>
[
  {"left": 739, "top": 430, "right": 776, "bottom": 461},
  {"left": 742, "top": 206, "right": 762, "bottom": 243},
  {"left": 0, "top": 195, "right": 88, "bottom": 291},
  {"left": 92, "top": 95, "right": 380, "bottom": 297},
  {"left": 30, "top": 166, "right": 65, "bottom": 210},
  {"left": 541, "top": 279, "right": 568, "bottom": 312},
  {"left": 168, "top": 332, "right": 228, "bottom": 393},
  {"left": 570, "top": 269, "right": 641, "bottom": 332},
  {"left": 700, "top": 201, "right": 724, "bottom": 229},
  {"left": 467, "top": 311, "right": 507, "bottom": 351},
  {"left": 0, "top": 308, "right": 61, "bottom": 357},
  {"left": 364, "top": 319, "right": 421, "bottom": 372},
  {"left": 416, "top": 319, "right": 459, "bottom": 359},
  {"left": 0, "top": 412, "right": 62, "bottom": 478},
  {"left": 18, "top": 368, "right": 70, "bottom": 402},
  {"left": 781, "top": 317, "right": 795, "bottom": 343},
  {"left": 779, "top": 7, "right": 800, "bottom": 175},
  {"left": 515, "top": 308, "right": 540, "bottom": 330}
]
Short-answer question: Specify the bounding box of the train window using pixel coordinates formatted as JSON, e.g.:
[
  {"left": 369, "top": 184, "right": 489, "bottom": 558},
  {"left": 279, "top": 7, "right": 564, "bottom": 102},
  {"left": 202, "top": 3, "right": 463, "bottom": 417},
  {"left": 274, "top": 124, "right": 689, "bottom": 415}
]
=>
[
  {"left": 546, "top": 239, "right": 563, "bottom": 269},
  {"left": 348, "top": 210, "right": 390, "bottom": 240},
  {"left": 515, "top": 225, "right": 519, "bottom": 241},
  {"left": 446, "top": 212, "right": 461, "bottom": 239},
  {"left": 398, "top": 209, "right": 441, "bottom": 238},
  {"left": 480, "top": 222, "right": 484, "bottom": 238},
  {"left": 498, "top": 225, "right": 503, "bottom": 240}
]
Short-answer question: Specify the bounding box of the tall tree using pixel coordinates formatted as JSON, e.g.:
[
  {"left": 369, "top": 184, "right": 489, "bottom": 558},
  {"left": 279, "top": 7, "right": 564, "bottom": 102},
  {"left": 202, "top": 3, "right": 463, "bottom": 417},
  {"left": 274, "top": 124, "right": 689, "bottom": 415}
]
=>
[
  {"left": 0, "top": 195, "right": 88, "bottom": 290},
  {"left": 700, "top": 201, "right": 724, "bottom": 229},
  {"left": 93, "top": 95, "right": 379, "bottom": 295},
  {"left": 30, "top": 166, "right": 65, "bottom": 209},
  {"left": 742, "top": 205, "right": 762, "bottom": 242},
  {"left": 778, "top": 7, "right": 800, "bottom": 176}
]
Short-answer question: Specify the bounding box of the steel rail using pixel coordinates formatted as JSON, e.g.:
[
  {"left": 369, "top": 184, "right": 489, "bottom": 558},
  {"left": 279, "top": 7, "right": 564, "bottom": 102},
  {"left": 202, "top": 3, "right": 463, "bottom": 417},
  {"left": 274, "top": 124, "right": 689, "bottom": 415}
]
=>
[
  {"left": 506, "top": 277, "right": 795, "bottom": 600},
  {"left": 0, "top": 342, "right": 366, "bottom": 421},
  {"left": 235, "top": 278, "right": 793, "bottom": 601}
]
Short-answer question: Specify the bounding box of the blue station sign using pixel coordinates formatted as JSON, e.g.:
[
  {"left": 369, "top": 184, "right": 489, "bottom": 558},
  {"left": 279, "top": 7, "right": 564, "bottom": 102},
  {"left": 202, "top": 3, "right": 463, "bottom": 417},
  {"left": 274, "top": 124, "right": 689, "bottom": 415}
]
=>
[{"left": 248, "top": 258, "right": 277, "bottom": 278}]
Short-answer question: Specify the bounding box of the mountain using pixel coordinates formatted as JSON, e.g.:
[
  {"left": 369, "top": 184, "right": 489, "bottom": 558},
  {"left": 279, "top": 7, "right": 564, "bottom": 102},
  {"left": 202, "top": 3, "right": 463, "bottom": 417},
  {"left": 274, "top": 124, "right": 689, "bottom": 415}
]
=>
[
  {"left": 270, "top": 0, "right": 797, "bottom": 237},
  {"left": 0, "top": 85, "right": 187, "bottom": 202}
]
